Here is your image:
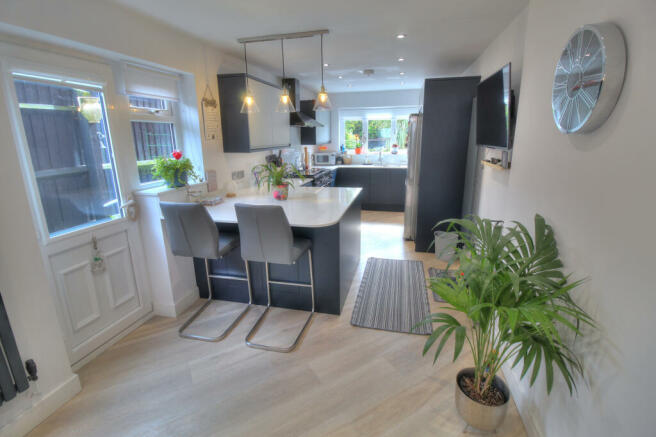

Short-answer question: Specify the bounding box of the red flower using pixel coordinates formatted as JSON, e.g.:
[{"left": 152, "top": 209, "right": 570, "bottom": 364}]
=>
[
  {"left": 172, "top": 150, "right": 182, "bottom": 160},
  {"left": 460, "top": 271, "right": 465, "bottom": 276}
]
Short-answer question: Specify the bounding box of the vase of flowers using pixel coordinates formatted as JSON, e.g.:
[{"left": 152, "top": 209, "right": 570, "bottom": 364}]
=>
[
  {"left": 252, "top": 162, "right": 304, "bottom": 200},
  {"left": 418, "top": 215, "right": 596, "bottom": 432},
  {"left": 152, "top": 150, "right": 199, "bottom": 188}
]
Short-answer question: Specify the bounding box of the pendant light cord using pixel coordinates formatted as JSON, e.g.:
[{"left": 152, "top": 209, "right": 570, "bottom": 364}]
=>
[
  {"left": 320, "top": 34, "right": 324, "bottom": 87},
  {"left": 281, "top": 39, "right": 286, "bottom": 80},
  {"left": 243, "top": 43, "right": 250, "bottom": 90}
]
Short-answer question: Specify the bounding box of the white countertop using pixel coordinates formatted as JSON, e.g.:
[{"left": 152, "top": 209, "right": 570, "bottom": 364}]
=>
[
  {"left": 205, "top": 186, "right": 362, "bottom": 228},
  {"left": 314, "top": 164, "right": 407, "bottom": 170}
]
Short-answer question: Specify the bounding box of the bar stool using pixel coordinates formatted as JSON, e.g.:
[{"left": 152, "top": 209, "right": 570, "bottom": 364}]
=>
[
  {"left": 160, "top": 202, "right": 252, "bottom": 342},
  {"left": 234, "top": 204, "right": 315, "bottom": 353}
]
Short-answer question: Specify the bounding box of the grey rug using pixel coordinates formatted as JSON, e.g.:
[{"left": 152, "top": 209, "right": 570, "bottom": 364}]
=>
[
  {"left": 427, "top": 267, "right": 457, "bottom": 302},
  {"left": 351, "top": 258, "right": 432, "bottom": 335}
]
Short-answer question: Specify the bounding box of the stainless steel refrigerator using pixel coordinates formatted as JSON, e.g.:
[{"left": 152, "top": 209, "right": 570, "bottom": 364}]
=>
[{"left": 403, "top": 113, "right": 423, "bottom": 240}]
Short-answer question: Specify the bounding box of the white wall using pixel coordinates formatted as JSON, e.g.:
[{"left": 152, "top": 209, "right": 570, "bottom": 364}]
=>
[
  {"left": 0, "top": 1, "right": 284, "bottom": 434},
  {"left": 465, "top": 1, "right": 656, "bottom": 436}
]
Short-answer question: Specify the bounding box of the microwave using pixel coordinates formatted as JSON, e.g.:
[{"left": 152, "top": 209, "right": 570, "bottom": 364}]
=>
[{"left": 314, "top": 152, "right": 336, "bottom": 166}]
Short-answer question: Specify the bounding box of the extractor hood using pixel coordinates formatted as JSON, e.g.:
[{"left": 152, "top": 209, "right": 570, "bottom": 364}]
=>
[{"left": 282, "top": 78, "right": 324, "bottom": 128}]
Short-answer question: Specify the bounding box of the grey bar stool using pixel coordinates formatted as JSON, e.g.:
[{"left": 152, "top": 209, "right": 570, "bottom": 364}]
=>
[
  {"left": 234, "top": 204, "right": 315, "bottom": 353},
  {"left": 160, "top": 202, "right": 252, "bottom": 342}
]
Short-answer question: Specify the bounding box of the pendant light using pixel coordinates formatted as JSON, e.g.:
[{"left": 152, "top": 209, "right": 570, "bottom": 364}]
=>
[
  {"left": 240, "top": 43, "right": 259, "bottom": 114},
  {"left": 276, "top": 39, "right": 296, "bottom": 113},
  {"left": 313, "top": 33, "right": 332, "bottom": 111}
]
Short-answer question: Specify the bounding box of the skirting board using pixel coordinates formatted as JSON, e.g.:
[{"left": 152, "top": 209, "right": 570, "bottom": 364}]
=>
[
  {"left": 0, "top": 374, "right": 80, "bottom": 437},
  {"left": 152, "top": 286, "right": 198, "bottom": 318},
  {"left": 502, "top": 363, "right": 544, "bottom": 437}
]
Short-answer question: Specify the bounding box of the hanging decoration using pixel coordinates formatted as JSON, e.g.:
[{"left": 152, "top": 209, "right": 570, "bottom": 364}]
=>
[{"left": 90, "top": 236, "right": 105, "bottom": 274}]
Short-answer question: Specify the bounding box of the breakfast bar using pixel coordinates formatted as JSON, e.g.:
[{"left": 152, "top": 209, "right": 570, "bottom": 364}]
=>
[{"left": 193, "top": 186, "right": 362, "bottom": 315}]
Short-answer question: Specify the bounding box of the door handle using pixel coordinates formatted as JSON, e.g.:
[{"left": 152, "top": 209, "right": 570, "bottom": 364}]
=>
[{"left": 120, "top": 199, "right": 138, "bottom": 221}]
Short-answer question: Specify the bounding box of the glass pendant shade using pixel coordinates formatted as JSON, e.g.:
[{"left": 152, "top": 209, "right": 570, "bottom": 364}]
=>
[
  {"left": 240, "top": 89, "right": 259, "bottom": 114},
  {"left": 277, "top": 87, "right": 296, "bottom": 113},
  {"left": 313, "top": 85, "right": 332, "bottom": 111},
  {"left": 240, "top": 43, "right": 259, "bottom": 114}
]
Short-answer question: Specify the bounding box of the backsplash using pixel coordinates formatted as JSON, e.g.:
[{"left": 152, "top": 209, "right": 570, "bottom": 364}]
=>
[{"left": 346, "top": 152, "right": 408, "bottom": 166}]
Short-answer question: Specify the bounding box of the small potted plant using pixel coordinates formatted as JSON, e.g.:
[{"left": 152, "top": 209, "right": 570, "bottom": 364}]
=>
[
  {"left": 418, "top": 215, "right": 595, "bottom": 432},
  {"left": 152, "top": 150, "right": 199, "bottom": 188},
  {"left": 252, "top": 162, "right": 304, "bottom": 200},
  {"left": 354, "top": 134, "right": 362, "bottom": 155}
]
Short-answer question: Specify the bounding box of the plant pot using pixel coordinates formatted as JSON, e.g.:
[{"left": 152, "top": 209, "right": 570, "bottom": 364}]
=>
[
  {"left": 272, "top": 184, "right": 289, "bottom": 200},
  {"left": 355, "top": 147, "right": 362, "bottom": 155},
  {"left": 455, "top": 368, "right": 510, "bottom": 432},
  {"left": 170, "top": 170, "right": 188, "bottom": 188}
]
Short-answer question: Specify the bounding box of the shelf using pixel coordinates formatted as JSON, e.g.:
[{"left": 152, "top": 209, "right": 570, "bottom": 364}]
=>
[{"left": 481, "top": 160, "right": 510, "bottom": 170}]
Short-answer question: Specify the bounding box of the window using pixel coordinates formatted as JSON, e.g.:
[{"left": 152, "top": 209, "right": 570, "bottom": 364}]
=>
[
  {"left": 367, "top": 119, "right": 392, "bottom": 152},
  {"left": 13, "top": 77, "right": 122, "bottom": 236},
  {"left": 343, "top": 119, "right": 363, "bottom": 150},
  {"left": 340, "top": 112, "right": 412, "bottom": 153},
  {"left": 129, "top": 96, "right": 178, "bottom": 183}
]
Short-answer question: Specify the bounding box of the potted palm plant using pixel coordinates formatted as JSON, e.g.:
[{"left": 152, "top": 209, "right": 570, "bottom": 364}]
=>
[
  {"left": 252, "top": 162, "right": 304, "bottom": 200},
  {"left": 420, "top": 215, "right": 595, "bottom": 432}
]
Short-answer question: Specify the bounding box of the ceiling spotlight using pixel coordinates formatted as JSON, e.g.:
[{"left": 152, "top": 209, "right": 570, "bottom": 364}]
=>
[
  {"left": 398, "top": 57, "right": 405, "bottom": 62},
  {"left": 324, "top": 63, "right": 329, "bottom": 67},
  {"left": 399, "top": 72, "right": 405, "bottom": 76},
  {"left": 338, "top": 75, "right": 343, "bottom": 79},
  {"left": 396, "top": 33, "right": 406, "bottom": 39}
]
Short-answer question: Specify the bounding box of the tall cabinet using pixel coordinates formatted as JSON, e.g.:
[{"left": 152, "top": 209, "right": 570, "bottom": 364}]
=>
[
  {"left": 415, "top": 76, "right": 480, "bottom": 252},
  {"left": 217, "top": 74, "right": 291, "bottom": 153}
]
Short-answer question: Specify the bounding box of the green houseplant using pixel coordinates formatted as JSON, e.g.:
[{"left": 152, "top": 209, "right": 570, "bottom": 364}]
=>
[
  {"left": 420, "top": 215, "right": 595, "bottom": 431},
  {"left": 252, "top": 162, "right": 304, "bottom": 200},
  {"left": 152, "top": 150, "right": 199, "bottom": 188}
]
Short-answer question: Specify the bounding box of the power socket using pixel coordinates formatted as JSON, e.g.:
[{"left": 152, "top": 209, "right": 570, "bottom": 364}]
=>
[{"left": 231, "top": 170, "right": 245, "bottom": 180}]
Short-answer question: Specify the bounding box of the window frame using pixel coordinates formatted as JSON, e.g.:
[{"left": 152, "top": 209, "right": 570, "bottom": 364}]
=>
[
  {"left": 128, "top": 95, "right": 182, "bottom": 187},
  {"left": 339, "top": 108, "right": 415, "bottom": 154}
]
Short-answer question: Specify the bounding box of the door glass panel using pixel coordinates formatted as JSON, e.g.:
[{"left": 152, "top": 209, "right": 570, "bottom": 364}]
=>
[{"left": 13, "top": 78, "right": 123, "bottom": 237}]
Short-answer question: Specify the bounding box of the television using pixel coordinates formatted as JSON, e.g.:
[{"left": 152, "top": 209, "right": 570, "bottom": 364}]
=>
[{"left": 476, "top": 63, "right": 514, "bottom": 149}]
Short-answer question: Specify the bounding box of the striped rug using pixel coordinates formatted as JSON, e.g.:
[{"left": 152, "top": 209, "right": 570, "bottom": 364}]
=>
[{"left": 350, "top": 258, "right": 432, "bottom": 335}]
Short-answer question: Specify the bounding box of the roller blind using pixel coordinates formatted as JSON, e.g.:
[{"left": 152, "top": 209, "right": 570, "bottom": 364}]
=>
[{"left": 115, "top": 63, "right": 180, "bottom": 101}]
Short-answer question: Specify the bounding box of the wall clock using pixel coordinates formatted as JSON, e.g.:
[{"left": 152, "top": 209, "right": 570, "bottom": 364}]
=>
[{"left": 552, "top": 22, "right": 626, "bottom": 133}]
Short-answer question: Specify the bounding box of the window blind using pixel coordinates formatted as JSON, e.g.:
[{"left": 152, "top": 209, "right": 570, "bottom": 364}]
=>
[{"left": 115, "top": 63, "right": 180, "bottom": 101}]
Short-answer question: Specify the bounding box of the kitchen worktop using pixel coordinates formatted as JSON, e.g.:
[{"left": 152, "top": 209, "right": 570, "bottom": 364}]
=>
[
  {"left": 316, "top": 164, "right": 407, "bottom": 170},
  {"left": 205, "top": 186, "right": 362, "bottom": 228}
]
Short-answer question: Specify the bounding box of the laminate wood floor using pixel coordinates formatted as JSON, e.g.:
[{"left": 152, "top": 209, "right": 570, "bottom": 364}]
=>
[{"left": 28, "top": 211, "right": 527, "bottom": 437}]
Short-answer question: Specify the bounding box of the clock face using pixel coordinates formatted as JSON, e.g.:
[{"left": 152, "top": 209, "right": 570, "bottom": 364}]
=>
[{"left": 552, "top": 27, "right": 606, "bottom": 133}]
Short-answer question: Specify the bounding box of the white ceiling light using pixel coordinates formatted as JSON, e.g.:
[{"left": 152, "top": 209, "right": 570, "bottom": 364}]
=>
[
  {"left": 399, "top": 72, "right": 405, "bottom": 76},
  {"left": 398, "top": 57, "right": 405, "bottom": 62},
  {"left": 338, "top": 75, "right": 343, "bottom": 79},
  {"left": 396, "top": 33, "right": 407, "bottom": 39},
  {"left": 324, "top": 63, "right": 329, "bottom": 67}
]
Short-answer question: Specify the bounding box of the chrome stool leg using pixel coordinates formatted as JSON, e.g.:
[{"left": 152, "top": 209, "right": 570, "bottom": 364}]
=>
[
  {"left": 245, "top": 249, "right": 315, "bottom": 353},
  {"left": 179, "top": 258, "right": 252, "bottom": 342}
]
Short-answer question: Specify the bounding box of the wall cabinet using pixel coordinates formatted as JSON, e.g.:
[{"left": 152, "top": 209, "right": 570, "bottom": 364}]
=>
[
  {"left": 335, "top": 167, "right": 406, "bottom": 211},
  {"left": 218, "top": 74, "right": 291, "bottom": 153},
  {"left": 300, "top": 100, "right": 331, "bottom": 145}
]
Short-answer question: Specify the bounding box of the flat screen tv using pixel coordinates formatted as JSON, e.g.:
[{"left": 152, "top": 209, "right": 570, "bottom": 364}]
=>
[{"left": 476, "top": 63, "right": 514, "bottom": 149}]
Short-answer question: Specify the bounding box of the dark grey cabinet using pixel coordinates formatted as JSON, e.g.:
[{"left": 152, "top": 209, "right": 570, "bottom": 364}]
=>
[
  {"left": 335, "top": 167, "right": 406, "bottom": 211},
  {"left": 300, "top": 100, "right": 331, "bottom": 145},
  {"left": 217, "top": 73, "right": 291, "bottom": 153}
]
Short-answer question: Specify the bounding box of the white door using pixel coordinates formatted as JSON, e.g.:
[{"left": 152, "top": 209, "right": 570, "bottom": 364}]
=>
[{"left": 6, "top": 65, "right": 152, "bottom": 365}]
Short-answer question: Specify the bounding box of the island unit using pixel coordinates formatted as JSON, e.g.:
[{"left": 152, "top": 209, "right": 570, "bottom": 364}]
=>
[{"left": 193, "top": 186, "right": 362, "bottom": 315}]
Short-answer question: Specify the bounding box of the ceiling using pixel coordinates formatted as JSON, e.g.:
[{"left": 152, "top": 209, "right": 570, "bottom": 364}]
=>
[{"left": 111, "top": 0, "right": 527, "bottom": 93}]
